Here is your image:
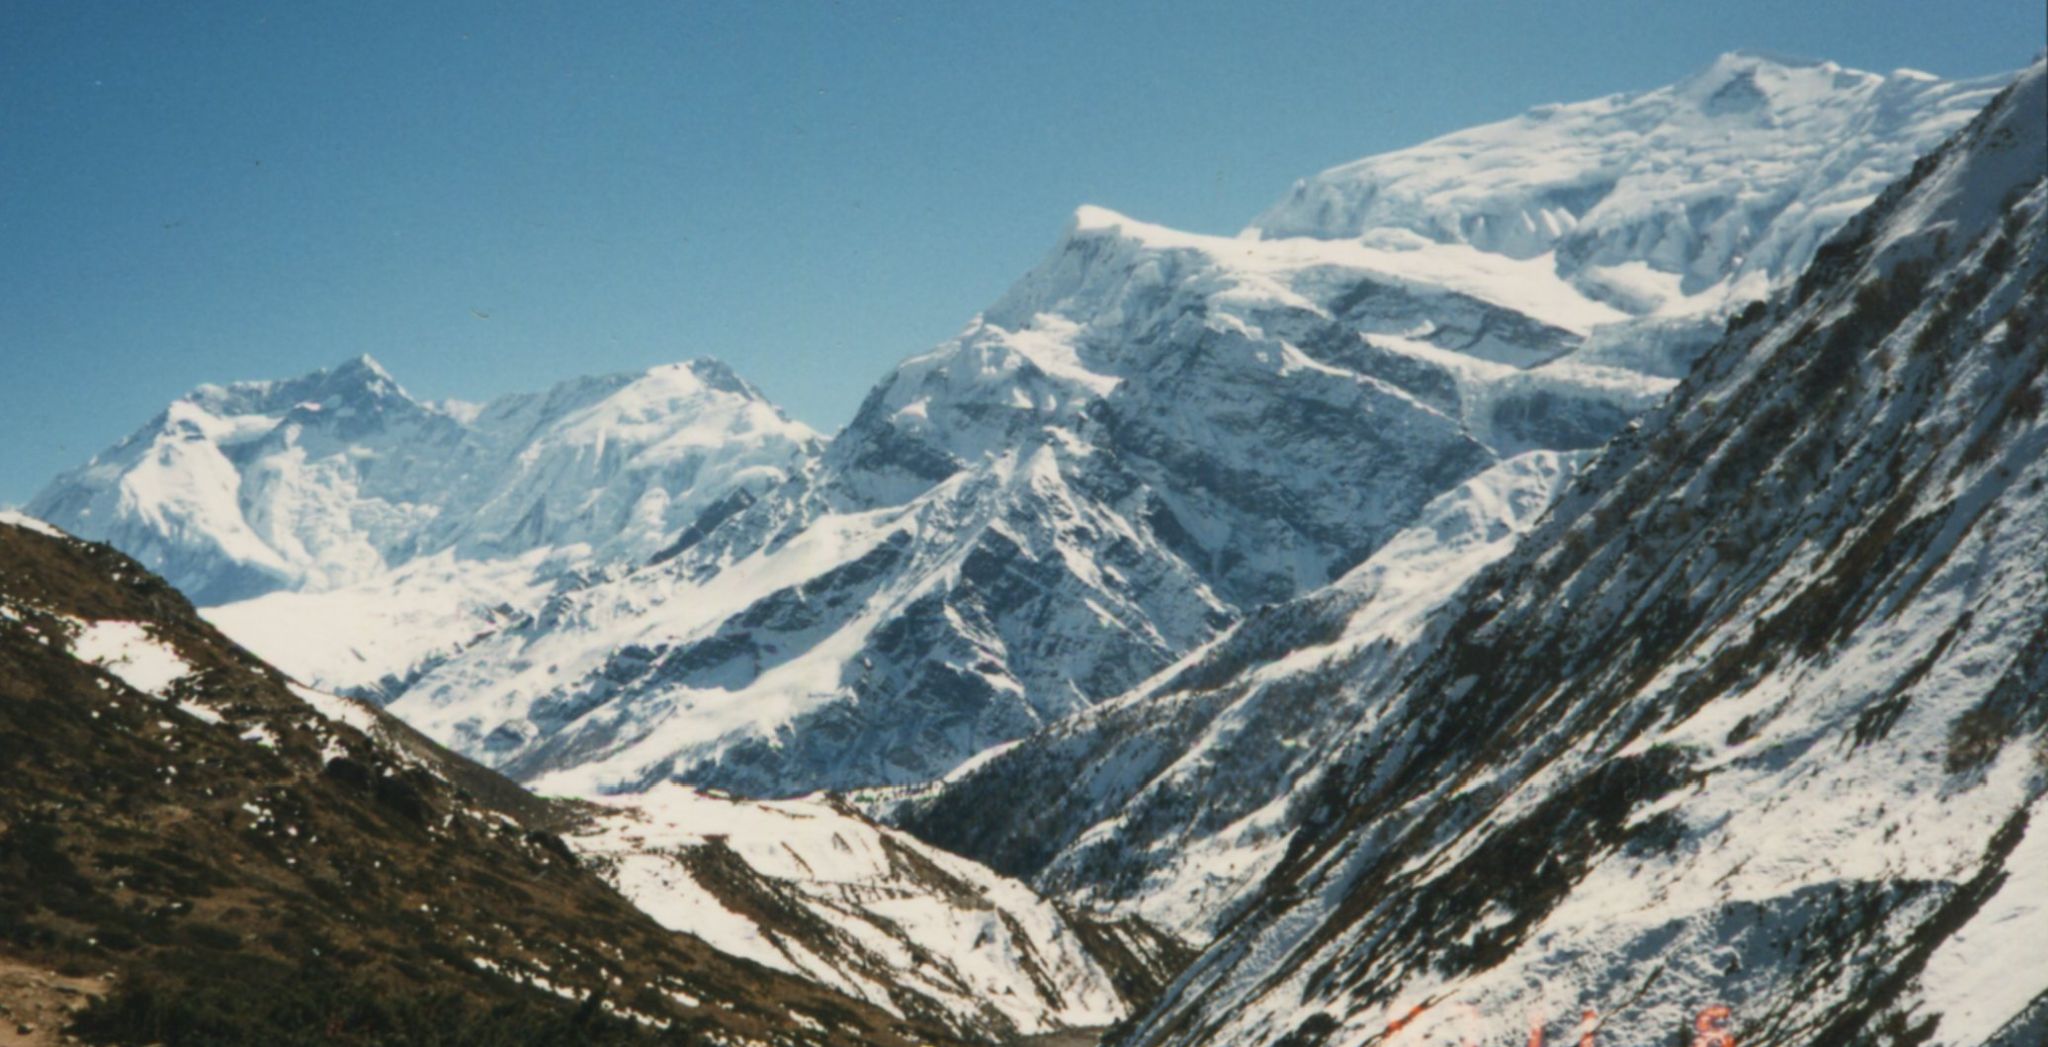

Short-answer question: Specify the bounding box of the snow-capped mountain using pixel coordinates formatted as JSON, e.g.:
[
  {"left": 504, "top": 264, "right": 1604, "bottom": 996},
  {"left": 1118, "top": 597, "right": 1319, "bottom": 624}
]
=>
[
  {"left": 893, "top": 447, "right": 1587, "bottom": 940},
  {"left": 1103, "top": 58, "right": 2047, "bottom": 1047},
  {"left": 11, "top": 43, "right": 2041, "bottom": 1046},
  {"left": 1258, "top": 52, "right": 2007, "bottom": 389},
  {"left": 1254, "top": 51, "right": 1999, "bottom": 318},
  {"left": 380, "top": 53, "right": 2013, "bottom": 800},
  {"left": 386, "top": 205, "right": 1583, "bottom": 795},
  {"left": 30, "top": 53, "right": 2015, "bottom": 805},
  {"left": 28, "top": 355, "right": 820, "bottom": 694}
]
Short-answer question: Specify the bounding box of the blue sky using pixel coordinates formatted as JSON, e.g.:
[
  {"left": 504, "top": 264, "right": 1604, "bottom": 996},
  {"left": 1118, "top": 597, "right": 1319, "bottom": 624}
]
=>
[{"left": 2, "top": 1, "right": 2041, "bottom": 505}]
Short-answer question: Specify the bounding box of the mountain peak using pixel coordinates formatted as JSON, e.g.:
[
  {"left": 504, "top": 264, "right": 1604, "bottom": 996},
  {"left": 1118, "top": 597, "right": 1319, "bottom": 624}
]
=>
[
  {"left": 1245, "top": 52, "right": 2009, "bottom": 292},
  {"left": 1064, "top": 204, "right": 1213, "bottom": 247},
  {"left": 339, "top": 351, "right": 391, "bottom": 376},
  {"left": 1683, "top": 48, "right": 1845, "bottom": 86},
  {"left": 1070, "top": 204, "right": 1134, "bottom": 232},
  {"left": 668, "top": 356, "right": 755, "bottom": 399},
  {"left": 1714, "top": 47, "right": 1833, "bottom": 71},
  {"left": 1055, "top": 205, "right": 1211, "bottom": 256},
  {"left": 1673, "top": 48, "right": 1871, "bottom": 110},
  {"left": 180, "top": 352, "right": 417, "bottom": 418},
  {"left": 314, "top": 351, "right": 405, "bottom": 397},
  {"left": 236, "top": 355, "right": 420, "bottom": 429}
]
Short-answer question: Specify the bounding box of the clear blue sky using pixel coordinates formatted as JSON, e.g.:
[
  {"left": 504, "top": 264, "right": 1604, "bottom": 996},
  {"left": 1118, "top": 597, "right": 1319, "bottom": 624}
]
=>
[{"left": 3, "top": 0, "right": 2041, "bottom": 505}]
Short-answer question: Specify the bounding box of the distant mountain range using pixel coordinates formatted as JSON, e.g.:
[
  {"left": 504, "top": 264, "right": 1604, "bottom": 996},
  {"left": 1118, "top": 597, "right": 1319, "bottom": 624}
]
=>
[
  {"left": 31, "top": 355, "right": 820, "bottom": 604},
  {"left": 31, "top": 53, "right": 2008, "bottom": 803}
]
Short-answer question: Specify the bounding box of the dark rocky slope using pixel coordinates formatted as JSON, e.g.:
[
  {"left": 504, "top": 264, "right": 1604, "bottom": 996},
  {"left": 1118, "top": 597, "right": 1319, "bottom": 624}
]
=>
[{"left": 0, "top": 517, "right": 949, "bottom": 1046}]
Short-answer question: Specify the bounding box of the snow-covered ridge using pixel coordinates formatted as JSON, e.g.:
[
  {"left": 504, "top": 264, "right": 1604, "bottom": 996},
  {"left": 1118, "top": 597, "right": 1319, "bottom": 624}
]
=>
[
  {"left": 893, "top": 449, "right": 1587, "bottom": 940},
  {"left": 27, "top": 354, "right": 821, "bottom": 696},
  {"left": 1052, "top": 205, "right": 1627, "bottom": 335},
  {"left": 570, "top": 783, "right": 1186, "bottom": 1041},
  {"left": 0, "top": 509, "right": 67, "bottom": 539},
  {"left": 29, "top": 354, "right": 820, "bottom": 605},
  {"left": 1254, "top": 52, "right": 2009, "bottom": 317}
]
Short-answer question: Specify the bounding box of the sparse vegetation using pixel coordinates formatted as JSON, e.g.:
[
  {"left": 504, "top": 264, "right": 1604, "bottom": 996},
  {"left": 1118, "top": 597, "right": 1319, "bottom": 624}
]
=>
[
  {"left": 1945, "top": 707, "right": 2016, "bottom": 775},
  {"left": 0, "top": 525, "right": 943, "bottom": 1047},
  {"left": 73, "top": 959, "right": 671, "bottom": 1047}
]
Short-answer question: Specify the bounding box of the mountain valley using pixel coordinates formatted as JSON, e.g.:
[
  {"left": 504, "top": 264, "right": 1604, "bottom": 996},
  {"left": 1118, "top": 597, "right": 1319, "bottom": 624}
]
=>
[{"left": 7, "top": 46, "right": 2045, "bottom": 1047}]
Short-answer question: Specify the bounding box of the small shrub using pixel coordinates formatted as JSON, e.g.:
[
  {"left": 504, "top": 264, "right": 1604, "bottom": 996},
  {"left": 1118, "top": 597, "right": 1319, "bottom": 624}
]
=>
[
  {"left": 1946, "top": 707, "right": 2014, "bottom": 774},
  {"left": 1981, "top": 234, "right": 2015, "bottom": 273},
  {"left": 2006, "top": 382, "right": 2044, "bottom": 423}
]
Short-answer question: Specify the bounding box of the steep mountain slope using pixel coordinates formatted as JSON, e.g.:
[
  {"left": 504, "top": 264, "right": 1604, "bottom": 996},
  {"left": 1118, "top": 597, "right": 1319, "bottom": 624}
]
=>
[
  {"left": 568, "top": 784, "right": 1190, "bottom": 1043},
  {"left": 1259, "top": 52, "right": 2008, "bottom": 392},
  {"left": 0, "top": 514, "right": 933, "bottom": 1045},
  {"left": 27, "top": 356, "right": 820, "bottom": 694},
  {"left": 385, "top": 54, "right": 2009, "bottom": 800},
  {"left": 1117, "top": 58, "right": 2048, "bottom": 1047},
  {"left": 892, "top": 448, "right": 1585, "bottom": 940},
  {"left": 0, "top": 514, "right": 1175, "bottom": 1045}
]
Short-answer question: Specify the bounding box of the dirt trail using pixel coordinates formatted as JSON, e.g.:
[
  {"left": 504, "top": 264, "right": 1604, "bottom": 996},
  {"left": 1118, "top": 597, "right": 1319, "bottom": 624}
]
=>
[{"left": 0, "top": 959, "right": 105, "bottom": 1047}]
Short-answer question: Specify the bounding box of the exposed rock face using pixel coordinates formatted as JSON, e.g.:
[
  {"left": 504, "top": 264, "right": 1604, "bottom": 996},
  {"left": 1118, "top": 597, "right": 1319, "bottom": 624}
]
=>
[{"left": 893, "top": 448, "right": 1587, "bottom": 940}]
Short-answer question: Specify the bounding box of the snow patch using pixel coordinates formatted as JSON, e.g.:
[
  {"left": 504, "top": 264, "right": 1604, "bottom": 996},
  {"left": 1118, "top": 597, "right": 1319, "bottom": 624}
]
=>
[
  {"left": 71, "top": 620, "right": 191, "bottom": 696},
  {"left": 0, "top": 510, "right": 66, "bottom": 538}
]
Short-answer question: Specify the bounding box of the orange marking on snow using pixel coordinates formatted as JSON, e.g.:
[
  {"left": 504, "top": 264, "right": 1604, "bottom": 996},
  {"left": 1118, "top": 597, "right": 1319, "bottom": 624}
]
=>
[{"left": 1692, "top": 1004, "right": 1735, "bottom": 1047}]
